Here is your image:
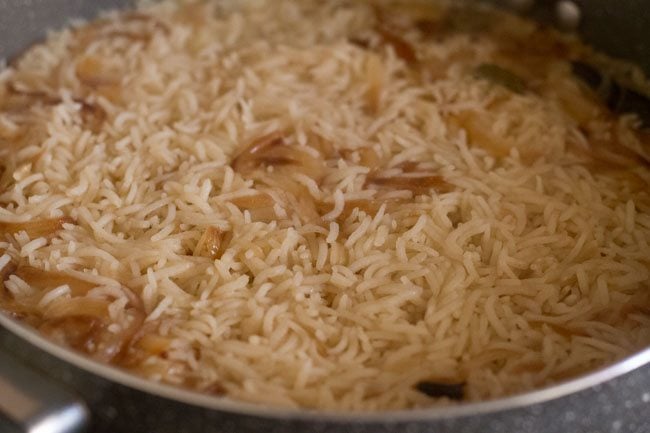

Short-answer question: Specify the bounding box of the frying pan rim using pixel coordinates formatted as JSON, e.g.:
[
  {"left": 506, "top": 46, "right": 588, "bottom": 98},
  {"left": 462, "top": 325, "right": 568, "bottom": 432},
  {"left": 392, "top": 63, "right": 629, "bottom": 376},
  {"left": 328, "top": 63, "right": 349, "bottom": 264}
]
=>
[
  {"left": 2, "top": 312, "right": 650, "bottom": 423},
  {"left": 1, "top": 0, "right": 650, "bottom": 424}
]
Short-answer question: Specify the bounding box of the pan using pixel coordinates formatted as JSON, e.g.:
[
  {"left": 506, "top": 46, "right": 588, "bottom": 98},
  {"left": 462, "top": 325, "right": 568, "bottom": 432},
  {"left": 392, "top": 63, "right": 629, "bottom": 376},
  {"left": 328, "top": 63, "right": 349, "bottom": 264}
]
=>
[{"left": 0, "top": 1, "right": 649, "bottom": 432}]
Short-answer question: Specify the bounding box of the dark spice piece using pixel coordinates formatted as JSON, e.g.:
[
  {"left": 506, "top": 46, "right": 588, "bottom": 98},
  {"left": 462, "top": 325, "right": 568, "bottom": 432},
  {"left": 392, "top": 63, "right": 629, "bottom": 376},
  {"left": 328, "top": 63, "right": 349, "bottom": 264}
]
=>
[
  {"left": 474, "top": 63, "right": 527, "bottom": 94},
  {"left": 349, "top": 37, "right": 371, "bottom": 49},
  {"left": 415, "top": 381, "right": 465, "bottom": 400}
]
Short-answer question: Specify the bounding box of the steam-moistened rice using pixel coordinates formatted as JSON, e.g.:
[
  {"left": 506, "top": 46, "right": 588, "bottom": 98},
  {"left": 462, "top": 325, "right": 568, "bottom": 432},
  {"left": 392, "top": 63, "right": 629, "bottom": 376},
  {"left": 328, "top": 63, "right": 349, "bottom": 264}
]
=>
[{"left": 1, "top": 0, "right": 650, "bottom": 411}]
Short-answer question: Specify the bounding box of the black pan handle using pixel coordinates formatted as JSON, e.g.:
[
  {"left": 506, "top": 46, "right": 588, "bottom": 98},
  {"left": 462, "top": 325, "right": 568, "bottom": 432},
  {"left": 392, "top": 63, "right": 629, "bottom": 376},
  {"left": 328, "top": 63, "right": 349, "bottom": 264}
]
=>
[{"left": 0, "top": 350, "right": 89, "bottom": 433}]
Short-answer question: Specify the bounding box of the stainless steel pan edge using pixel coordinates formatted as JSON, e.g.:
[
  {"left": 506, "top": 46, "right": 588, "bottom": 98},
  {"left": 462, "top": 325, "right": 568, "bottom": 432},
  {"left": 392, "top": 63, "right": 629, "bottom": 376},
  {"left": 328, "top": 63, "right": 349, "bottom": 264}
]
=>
[
  {"left": 0, "top": 315, "right": 650, "bottom": 433},
  {"left": 2, "top": 314, "right": 650, "bottom": 433},
  {"left": 3, "top": 312, "right": 650, "bottom": 423},
  {"left": 1, "top": 0, "right": 650, "bottom": 432}
]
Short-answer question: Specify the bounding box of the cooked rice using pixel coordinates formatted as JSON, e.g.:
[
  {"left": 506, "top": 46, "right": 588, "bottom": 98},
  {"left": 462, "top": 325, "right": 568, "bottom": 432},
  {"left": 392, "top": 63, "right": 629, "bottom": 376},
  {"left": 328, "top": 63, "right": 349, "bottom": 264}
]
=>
[{"left": 0, "top": 0, "right": 649, "bottom": 411}]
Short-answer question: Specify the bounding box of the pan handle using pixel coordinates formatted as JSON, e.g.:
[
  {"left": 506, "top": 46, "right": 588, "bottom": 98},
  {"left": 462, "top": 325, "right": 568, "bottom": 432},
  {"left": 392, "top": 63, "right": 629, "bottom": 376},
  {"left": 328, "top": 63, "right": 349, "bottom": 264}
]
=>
[{"left": 0, "top": 349, "right": 89, "bottom": 433}]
